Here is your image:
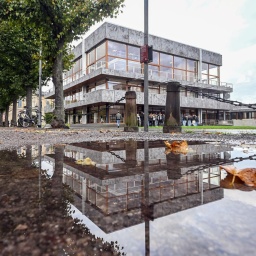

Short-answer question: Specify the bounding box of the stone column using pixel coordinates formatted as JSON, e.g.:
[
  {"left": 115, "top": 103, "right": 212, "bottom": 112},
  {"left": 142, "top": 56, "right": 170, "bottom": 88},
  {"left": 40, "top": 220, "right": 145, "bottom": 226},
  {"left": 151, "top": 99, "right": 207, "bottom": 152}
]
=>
[
  {"left": 198, "top": 109, "right": 202, "bottom": 124},
  {"left": 124, "top": 91, "right": 139, "bottom": 132},
  {"left": 106, "top": 103, "right": 109, "bottom": 123},
  {"left": 163, "top": 82, "right": 181, "bottom": 133},
  {"left": 81, "top": 106, "right": 87, "bottom": 124},
  {"left": 125, "top": 140, "right": 137, "bottom": 167},
  {"left": 166, "top": 152, "right": 183, "bottom": 180}
]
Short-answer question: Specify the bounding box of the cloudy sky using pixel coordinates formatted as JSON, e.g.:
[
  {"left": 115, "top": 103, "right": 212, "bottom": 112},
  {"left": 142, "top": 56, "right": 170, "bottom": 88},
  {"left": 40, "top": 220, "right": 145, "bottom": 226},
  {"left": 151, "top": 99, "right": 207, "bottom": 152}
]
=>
[{"left": 80, "top": 0, "right": 256, "bottom": 104}]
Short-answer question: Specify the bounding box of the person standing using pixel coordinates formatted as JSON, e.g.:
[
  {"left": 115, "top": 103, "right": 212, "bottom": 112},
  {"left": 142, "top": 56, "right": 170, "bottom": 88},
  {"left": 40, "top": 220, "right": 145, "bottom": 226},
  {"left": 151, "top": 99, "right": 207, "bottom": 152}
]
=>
[
  {"left": 116, "top": 111, "right": 122, "bottom": 128},
  {"left": 139, "top": 112, "right": 144, "bottom": 127}
]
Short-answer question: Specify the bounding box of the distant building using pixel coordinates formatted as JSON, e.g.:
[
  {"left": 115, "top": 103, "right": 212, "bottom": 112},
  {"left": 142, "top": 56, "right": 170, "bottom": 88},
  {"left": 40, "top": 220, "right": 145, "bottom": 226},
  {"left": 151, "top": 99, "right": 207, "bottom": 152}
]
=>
[{"left": 45, "top": 22, "right": 235, "bottom": 125}]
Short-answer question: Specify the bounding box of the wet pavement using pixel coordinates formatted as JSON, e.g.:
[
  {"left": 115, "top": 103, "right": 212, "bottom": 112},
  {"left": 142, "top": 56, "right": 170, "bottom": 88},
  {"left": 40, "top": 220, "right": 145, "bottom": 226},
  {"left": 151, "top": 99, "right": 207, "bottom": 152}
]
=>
[{"left": 0, "top": 140, "right": 256, "bottom": 255}]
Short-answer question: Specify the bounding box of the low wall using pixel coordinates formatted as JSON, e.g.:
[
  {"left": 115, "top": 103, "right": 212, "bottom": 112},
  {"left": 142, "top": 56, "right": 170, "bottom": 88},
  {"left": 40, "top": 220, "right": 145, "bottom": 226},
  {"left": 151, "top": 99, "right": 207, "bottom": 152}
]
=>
[{"left": 233, "top": 119, "right": 256, "bottom": 126}]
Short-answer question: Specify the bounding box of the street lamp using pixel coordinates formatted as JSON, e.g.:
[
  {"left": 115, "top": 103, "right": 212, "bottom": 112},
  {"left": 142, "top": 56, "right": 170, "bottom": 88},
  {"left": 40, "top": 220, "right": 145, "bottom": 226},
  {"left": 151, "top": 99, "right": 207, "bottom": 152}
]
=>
[{"left": 38, "top": 45, "right": 42, "bottom": 128}]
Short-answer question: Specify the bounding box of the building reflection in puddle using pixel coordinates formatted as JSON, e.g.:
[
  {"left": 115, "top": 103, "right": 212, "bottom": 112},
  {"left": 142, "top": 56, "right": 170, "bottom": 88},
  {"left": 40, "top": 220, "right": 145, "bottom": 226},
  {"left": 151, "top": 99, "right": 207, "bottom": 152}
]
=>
[
  {"left": 5, "top": 140, "right": 256, "bottom": 255},
  {"left": 44, "top": 140, "right": 230, "bottom": 235}
]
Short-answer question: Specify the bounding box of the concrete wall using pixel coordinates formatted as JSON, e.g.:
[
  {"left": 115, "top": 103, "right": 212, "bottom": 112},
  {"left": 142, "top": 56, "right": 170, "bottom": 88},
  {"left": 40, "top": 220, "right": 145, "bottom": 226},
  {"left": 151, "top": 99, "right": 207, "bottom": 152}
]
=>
[{"left": 62, "top": 89, "right": 232, "bottom": 111}]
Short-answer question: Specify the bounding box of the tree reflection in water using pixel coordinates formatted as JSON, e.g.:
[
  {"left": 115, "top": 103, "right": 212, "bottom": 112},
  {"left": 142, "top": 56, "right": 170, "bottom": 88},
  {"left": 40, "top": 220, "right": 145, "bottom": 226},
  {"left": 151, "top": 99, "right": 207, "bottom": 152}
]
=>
[{"left": 0, "top": 145, "right": 124, "bottom": 255}]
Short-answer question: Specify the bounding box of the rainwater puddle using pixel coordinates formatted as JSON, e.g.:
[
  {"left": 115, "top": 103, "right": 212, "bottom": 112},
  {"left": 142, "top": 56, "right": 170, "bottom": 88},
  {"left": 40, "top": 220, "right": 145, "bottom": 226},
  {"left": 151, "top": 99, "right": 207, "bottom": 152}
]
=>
[{"left": 0, "top": 140, "right": 256, "bottom": 255}]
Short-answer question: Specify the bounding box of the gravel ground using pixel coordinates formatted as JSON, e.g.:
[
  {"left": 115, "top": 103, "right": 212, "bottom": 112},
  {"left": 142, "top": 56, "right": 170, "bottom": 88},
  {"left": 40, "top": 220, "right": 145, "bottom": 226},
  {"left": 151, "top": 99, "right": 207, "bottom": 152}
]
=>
[{"left": 0, "top": 127, "right": 255, "bottom": 150}]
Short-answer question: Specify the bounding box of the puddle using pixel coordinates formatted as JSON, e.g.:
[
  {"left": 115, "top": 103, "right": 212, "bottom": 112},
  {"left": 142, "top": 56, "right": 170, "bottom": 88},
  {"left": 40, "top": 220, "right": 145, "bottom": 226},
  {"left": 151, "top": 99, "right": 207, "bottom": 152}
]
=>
[{"left": 0, "top": 140, "right": 256, "bottom": 255}]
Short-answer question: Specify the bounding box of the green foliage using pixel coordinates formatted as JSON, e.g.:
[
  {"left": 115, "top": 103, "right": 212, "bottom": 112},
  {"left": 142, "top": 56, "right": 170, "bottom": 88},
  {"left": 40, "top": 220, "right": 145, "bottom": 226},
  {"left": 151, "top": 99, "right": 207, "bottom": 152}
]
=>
[
  {"left": 44, "top": 112, "right": 55, "bottom": 124},
  {"left": 0, "top": 20, "right": 45, "bottom": 109},
  {"left": 0, "top": 0, "right": 125, "bottom": 123}
]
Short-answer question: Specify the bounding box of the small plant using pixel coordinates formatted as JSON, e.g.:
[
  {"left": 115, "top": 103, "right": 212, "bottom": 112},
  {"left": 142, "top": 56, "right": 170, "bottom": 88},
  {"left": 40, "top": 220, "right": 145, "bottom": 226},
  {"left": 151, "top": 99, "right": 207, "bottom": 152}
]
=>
[
  {"left": 44, "top": 113, "right": 55, "bottom": 124},
  {"left": 184, "top": 130, "right": 194, "bottom": 133}
]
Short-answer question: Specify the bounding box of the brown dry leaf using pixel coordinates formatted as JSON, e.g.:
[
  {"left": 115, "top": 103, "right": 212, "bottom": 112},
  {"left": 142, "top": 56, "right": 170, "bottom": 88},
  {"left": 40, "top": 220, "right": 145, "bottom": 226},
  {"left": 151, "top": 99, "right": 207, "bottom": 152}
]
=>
[
  {"left": 15, "top": 224, "right": 28, "bottom": 231},
  {"left": 220, "top": 165, "right": 256, "bottom": 187},
  {"left": 220, "top": 174, "right": 255, "bottom": 191},
  {"left": 236, "top": 168, "right": 256, "bottom": 187},
  {"left": 164, "top": 141, "right": 172, "bottom": 149},
  {"left": 164, "top": 140, "right": 188, "bottom": 155}
]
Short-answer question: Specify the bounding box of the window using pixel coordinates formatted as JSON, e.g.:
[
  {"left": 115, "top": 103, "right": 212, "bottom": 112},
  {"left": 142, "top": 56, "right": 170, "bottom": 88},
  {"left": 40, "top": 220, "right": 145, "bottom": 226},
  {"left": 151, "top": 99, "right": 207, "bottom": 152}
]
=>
[
  {"left": 108, "top": 41, "right": 126, "bottom": 58},
  {"left": 96, "top": 42, "right": 106, "bottom": 60},
  {"left": 187, "top": 59, "right": 197, "bottom": 72},
  {"left": 209, "top": 64, "right": 218, "bottom": 76},
  {"left": 160, "top": 66, "right": 173, "bottom": 80},
  {"left": 108, "top": 57, "right": 126, "bottom": 71},
  {"left": 17, "top": 100, "right": 22, "bottom": 108},
  {"left": 149, "top": 65, "right": 159, "bottom": 77},
  {"left": 96, "top": 80, "right": 106, "bottom": 90},
  {"left": 160, "top": 53, "right": 173, "bottom": 67},
  {"left": 174, "top": 69, "right": 186, "bottom": 80},
  {"left": 128, "top": 61, "right": 141, "bottom": 73},
  {"left": 88, "top": 49, "right": 95, "bottom": 65},
  {"left": 128, "top": 45, "right": 140, "bottom": 60},
  {"left": 108, "top": 81, "right": 126, "bottom": 90},
  {"left": 151, "top": 51, "right": 159, "bottom": 65},
  {"left": 174, "top": 56, "right": 186, "bottom": 69},
  {"left": 201, "top": 63, "right": 220, "bottom": 85},
  {"left": 96, "top": 57, "right": 106, "bottom": 69}
]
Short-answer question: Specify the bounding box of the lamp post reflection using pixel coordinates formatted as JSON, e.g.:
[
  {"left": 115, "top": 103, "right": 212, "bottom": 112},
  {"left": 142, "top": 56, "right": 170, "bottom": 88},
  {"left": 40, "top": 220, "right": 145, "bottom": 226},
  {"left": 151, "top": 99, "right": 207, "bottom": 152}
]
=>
[{"left": 143, "top": 140, "right": 150, "bottom": 256}]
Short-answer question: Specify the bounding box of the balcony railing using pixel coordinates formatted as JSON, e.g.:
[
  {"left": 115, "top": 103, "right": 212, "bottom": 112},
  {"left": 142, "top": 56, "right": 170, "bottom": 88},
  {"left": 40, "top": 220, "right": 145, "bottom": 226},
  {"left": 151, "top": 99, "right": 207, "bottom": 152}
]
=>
[{"left": 44, "top": 61, "right": 232, "bottom": 99}]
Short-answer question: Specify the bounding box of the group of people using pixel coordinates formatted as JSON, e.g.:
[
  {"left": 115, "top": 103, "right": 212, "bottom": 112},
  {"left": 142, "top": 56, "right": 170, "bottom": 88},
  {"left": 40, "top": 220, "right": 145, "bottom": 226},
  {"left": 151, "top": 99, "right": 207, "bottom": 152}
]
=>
[
  {"left": 115, "top": 111, "right": 166, "bottom": 127},
  {"left": 182, "top": 114, "right": 199, "bottom": 126},
  {"left": 137, "top": 112, "right": 165, "bottom": 127},
  {"left": 116, "top": 111, "right": 199, "bottom": 127}
]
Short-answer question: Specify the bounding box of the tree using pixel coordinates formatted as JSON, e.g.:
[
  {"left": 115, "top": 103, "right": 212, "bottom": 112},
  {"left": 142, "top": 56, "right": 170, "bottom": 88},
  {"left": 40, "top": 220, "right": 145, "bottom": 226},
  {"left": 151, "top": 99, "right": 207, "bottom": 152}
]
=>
[
  {"left": 0, "top": 20, "right": 43, "bottom": 125},
  {"left": 0, "top": 0, "right": 125, "bottom": 127}
]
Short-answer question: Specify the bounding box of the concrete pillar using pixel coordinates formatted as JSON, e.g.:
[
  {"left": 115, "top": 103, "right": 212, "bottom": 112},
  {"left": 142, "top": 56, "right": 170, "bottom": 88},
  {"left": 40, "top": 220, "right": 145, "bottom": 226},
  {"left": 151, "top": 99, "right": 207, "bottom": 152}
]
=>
[
  {"left": 106, "top": 103, "right": 109, "bottom": 123},
  {"left": 166, "top": 152, "right": 182, "bottom": 180},
  {"left": 243, "top": 112, "right": 246, "bottom": 119},
  {"left": 198, "top": 49, "right": 202, "bottom": 82},
  {"left": 163, "top": 82, "right": 181, "bottom": 133},
  {"left": 125, "top": 140, "right": 137, "bottom": 167},
  {"left": 124, "top": 91, "right": 139, "bottom": 132},
  {"left": 198, "top": 109, "right": 203, "bottom": 124},
  {"left": 82, "top": 38, "right": 86, "bottom": 75},
  {"left": 223, "top": 111, "right": 226, "bottom": 121},
  {"left": 81, "top": 106, "right": 87, "bottom": 124},
  {"left": 94, "top": 112, "right": 98, "bottom": 123},
  {"left": 216, "top": 110, "right": 220, "bottom": 122}
]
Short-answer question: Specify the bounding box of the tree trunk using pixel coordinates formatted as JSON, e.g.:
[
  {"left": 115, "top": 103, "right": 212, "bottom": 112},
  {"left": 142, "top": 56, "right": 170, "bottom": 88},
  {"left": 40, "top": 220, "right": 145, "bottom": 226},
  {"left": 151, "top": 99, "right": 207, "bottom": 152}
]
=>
[
  {"left": 4, "top": 105, "right": 9, "bottom": 127},
  {"left": 26, "top": 86, "right": 33, "bottom": 117},
  {"left": 52, "top": 41, "right": 66, "bottom": 128},
  {"left": 52, "top": 145, "right": 64, "bottom": 198},
  {"left": 11, "top": 98, "right": 17, "bottom": 126}
]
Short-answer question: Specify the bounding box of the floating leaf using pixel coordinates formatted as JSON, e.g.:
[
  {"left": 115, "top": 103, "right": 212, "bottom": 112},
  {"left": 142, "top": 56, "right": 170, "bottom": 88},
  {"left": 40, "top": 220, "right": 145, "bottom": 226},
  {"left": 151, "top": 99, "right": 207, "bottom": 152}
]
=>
[
  {"left": 75, "top": 157, "right": 96, "bottom": 166},
  {"left": 220, "top": 165, "right": 256, "bottom": 187}
]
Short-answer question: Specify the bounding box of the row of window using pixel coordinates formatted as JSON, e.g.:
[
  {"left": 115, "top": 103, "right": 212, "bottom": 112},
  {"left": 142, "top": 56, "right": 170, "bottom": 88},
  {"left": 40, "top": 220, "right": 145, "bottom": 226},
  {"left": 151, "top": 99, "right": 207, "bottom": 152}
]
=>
[{"left": 63, "top": 40, "right": 220, "bottom": 86}]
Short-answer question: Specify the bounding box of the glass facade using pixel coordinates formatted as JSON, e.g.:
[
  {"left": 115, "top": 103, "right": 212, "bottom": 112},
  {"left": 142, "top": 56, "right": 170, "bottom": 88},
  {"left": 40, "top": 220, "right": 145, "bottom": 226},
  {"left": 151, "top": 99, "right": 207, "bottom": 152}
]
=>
[{"left": 83, "top": 40, "right": 222, "bottom": 88}]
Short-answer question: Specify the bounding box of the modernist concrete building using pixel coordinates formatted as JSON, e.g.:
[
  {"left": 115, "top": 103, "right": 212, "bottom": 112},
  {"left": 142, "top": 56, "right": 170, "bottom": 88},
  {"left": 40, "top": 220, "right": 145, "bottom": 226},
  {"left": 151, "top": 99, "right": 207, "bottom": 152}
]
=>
[{"left": 44, "top": 22, "right": 234, "bottom": 125}]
